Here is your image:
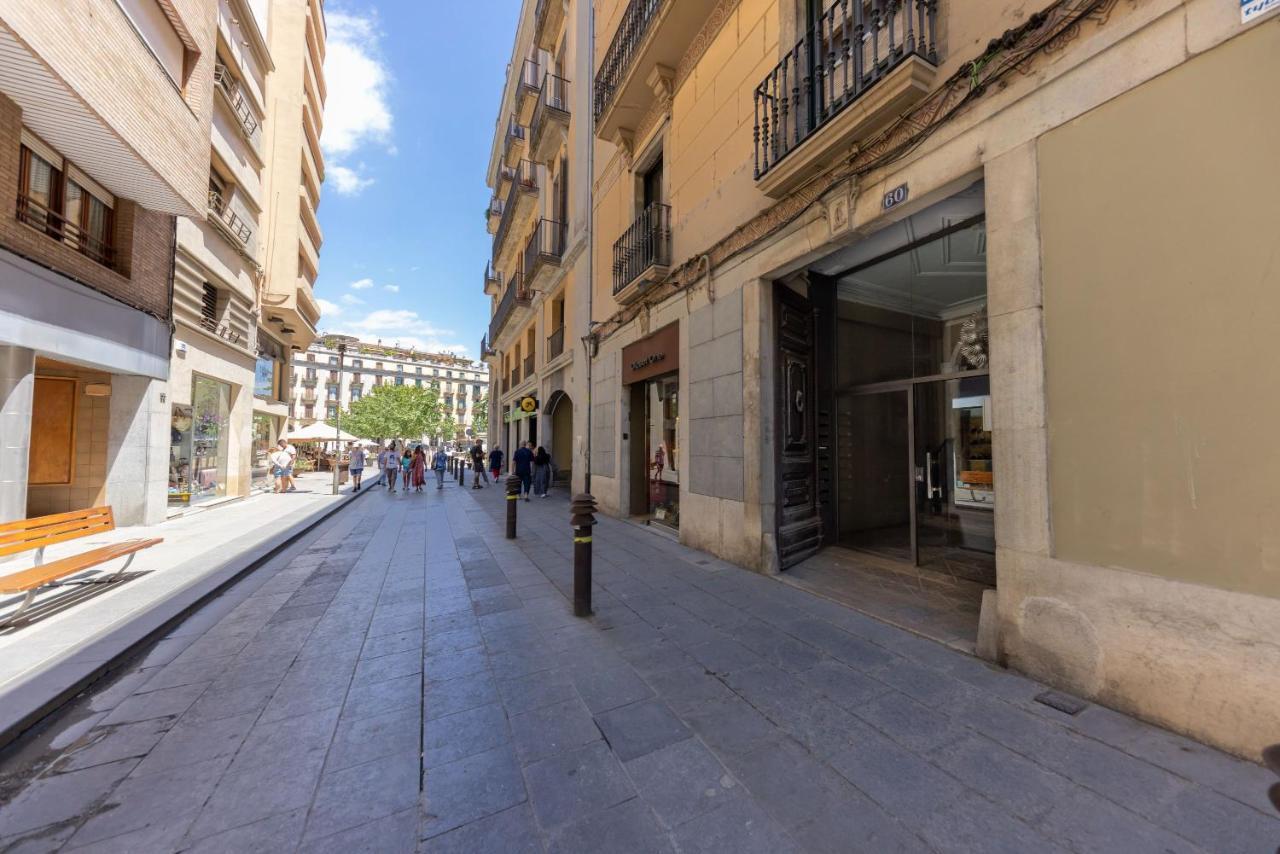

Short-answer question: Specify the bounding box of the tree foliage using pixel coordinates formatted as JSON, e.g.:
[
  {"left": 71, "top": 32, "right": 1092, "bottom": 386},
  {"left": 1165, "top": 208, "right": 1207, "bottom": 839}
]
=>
[
  {"left": 328, "top": 384, "right": 452, "bottom": 442},
  {"left": 472, "top": 396, "right": 488, "bottom": 431}
]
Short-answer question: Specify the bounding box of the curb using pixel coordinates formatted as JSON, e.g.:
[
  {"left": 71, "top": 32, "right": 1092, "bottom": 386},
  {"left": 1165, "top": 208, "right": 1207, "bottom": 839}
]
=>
[{"left": 0, "top": 479, "right": 379, "bottom": 755}]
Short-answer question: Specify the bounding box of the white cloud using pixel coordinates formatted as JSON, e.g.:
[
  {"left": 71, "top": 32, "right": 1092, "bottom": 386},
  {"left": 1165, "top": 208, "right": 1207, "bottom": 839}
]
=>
[
  {"left": 321, "top": 10, "right": 393, "bottom": 197},
  {"left": 383, "top": 284, "right": 400, "bottom": 293},
  {"left": 328, "top": 310, "right": 471, "bottom": 357},
  {"left": 349, "top": 278, "right": 374, "bottom": 290},
  {"left": 316, "top": 298, "right": 342, "bottom": 317},
  {"left": 341, "top": 293, "right": 365, "bottom": 305},
  {"left": 329, "top": 164, "right": 374, "bottom": 196}
]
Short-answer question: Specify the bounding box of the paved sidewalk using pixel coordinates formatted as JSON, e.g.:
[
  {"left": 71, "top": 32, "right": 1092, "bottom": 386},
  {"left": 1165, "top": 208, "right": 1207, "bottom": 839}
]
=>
[
  {"left": 0, "top": 480, "right": 1275, "bottom": 852},
  {"left": 0, "top": 472, "right": 361, "bottom": 749}
]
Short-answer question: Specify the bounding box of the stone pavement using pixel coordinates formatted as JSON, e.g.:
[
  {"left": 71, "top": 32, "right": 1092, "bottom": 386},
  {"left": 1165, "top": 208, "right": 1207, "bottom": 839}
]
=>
[
  {"left": 0, "top": 471, "right": 360, "bottom": 751},
  {"left": 0, "top": 479, "right": 1276, "bottom": 852}
]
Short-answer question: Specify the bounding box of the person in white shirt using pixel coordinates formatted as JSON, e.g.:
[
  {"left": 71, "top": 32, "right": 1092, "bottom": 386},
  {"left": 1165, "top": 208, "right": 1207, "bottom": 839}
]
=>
[
  {"left": 269, "top": 442, "right": 293, "bottom": 494},
  {"left": 280, "top": 440, "right": 298, "bottom": 492},
  {"left": 348, "top": 443, "right": 366, "bottom": 492}
]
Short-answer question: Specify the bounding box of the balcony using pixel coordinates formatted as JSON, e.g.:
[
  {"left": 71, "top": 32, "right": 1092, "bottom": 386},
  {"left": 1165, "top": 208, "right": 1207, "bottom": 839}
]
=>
[
  {"left": 327, "top": 372, "right": 339, "bottom": 383},
  {"left": 301, "top": 376, "right": 319, "bottom": 387},
  {"left": 530, "top": 74, "right": 571, "bottom": 163},
  {"left": 492, "top": 159, "right": 539, "bottom": 267},
  {"left": 488, "top": 272, "right": 533, "bottom": 344},
  {"left": 510, "top": 367, "right": 521, "bottom": 388},
  {"left": 612, "top": 203, "right": 671, "bottom": 303},
  {"left": 516, "top": 59, "right": 542, "bottom": 125},
  {"left": 753, "top": 0, "right": 940, "bottom": 197},
  {"left": 481, "top": 336, "right": 496, "bottom": 357},
  {"left": 534, "top": 0, "right": 565, "bottom": 51},
  {"left": 487, "top": 197, "right": 505, "bottom": 234},
  {"left": 547, "top": 326, "right": 565, "bottom": 361},
  {"left": 302, "top": 391, "right": 318, "bottom": 404},
  {"left": 16, "top": 193, "right": 115, "bottom": 269},
  {"left": 523, "top": 354, "right": 535, "bottom": 379},
  {"left": 207, "top": 190, "right": 253, "bottom": 246},
  {"left": 502, "top": 118, "right": 528, "bottom": 168},
  {"left": 484, "top": 261, "right": 502, "bottom": 296},
  {"left": 593, "top": 0, "right": 718, "bottom": 141},
  {"left": 213, "top": 62, "right": 261, "bottom": 146},
  {"left": 524, "top": 218, "right": 566, "bottom": 292}
]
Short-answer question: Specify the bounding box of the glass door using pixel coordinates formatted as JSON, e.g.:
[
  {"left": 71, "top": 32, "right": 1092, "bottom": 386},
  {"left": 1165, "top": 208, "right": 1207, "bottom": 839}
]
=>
[
  {"left": 646, "top": 374, "right": 679, "bottom": 529},
  {"left": 836, "top": 388, "right": 912, "bottom": 561},
  {"left": 912, "top": 376, "right": 995, "bottom": 585}
]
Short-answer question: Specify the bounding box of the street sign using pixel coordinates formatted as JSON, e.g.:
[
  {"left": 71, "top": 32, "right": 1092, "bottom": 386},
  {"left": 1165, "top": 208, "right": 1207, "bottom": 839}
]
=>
[
  {"left": 1242, "top": 0, "right": 1278, "bottom": 21},
  {"left": 882, "top": 183, "right": 909, "bottom": 211}
]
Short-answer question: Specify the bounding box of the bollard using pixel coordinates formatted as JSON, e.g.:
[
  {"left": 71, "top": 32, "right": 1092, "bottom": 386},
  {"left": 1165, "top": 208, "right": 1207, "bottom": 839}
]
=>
[
  {"left": 570, "top": 494, "right": 597, "bottom": 617},
  {"left": 505, "top": 474, "right": 521, "bottom": 539},
  {"left": 458, "top": 458, "right": 466, "bottom": 488}
]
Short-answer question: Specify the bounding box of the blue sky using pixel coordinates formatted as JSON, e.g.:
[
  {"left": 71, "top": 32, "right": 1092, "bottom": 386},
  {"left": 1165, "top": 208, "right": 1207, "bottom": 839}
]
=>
[{"left": 314, "top": 0, "right": 523, "bottom": 358}]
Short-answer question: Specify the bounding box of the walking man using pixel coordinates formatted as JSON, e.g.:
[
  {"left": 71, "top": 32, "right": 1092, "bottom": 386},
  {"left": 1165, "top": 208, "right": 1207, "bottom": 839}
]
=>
[
  {"left": 512, "top": 441, "right": 534, "bottom": 501},
  {"left": 380, "top": 442, "right": 399, "bottom": 493},
  {"left": 488, "top": 445, "right": 504, "bottom": 482},
  {"left": 348, "top": 443, "right": 365, "bottom": 492},
  {"left": 471, "top": 440, "right": 487, "bottom": 489},
  {"left": 433, "top": 446, "right": 448, "bottom": 489},
  {"left": 278, "top": 439, "right": 298, "bottom": 492}
]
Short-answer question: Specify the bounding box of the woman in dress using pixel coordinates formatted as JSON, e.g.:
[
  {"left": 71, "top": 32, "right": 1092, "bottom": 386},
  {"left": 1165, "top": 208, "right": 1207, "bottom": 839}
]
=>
[{"left": 411, "top": 445, "right": 427, "bottom": 492}]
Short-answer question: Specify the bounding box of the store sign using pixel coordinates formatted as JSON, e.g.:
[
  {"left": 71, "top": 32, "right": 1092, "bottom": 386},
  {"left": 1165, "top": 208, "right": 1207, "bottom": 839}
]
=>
[
  {"left": 504, "top": 396, "right": 539, "bottom": 423},
  {"left": 622, "top": 322, "right": 680, "bottom": 385},
  {"left": 882, "top": 183, "right": 909, "bottom": 211},
  {"left": 1242, "top": 0, "right": 1277, "bottom": 22}
]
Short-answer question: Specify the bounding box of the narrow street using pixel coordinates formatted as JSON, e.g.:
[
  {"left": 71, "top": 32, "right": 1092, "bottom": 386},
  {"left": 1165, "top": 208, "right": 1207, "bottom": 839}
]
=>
[{"left": 0, "top": 479, "right": 1275, "bottom": 853}]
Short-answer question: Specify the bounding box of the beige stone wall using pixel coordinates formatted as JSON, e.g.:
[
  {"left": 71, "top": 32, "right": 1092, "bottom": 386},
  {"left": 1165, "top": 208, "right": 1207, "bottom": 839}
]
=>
[{"left": 1039, "top": 19, "right": 1280, "bottom": 600}]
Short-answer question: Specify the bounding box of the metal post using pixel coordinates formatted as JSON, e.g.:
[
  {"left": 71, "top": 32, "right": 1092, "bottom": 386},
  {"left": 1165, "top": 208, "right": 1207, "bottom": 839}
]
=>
[
  {"left": 570, "top": 493, "right": 596, "bottom": 617},
  {"left": 505, "top": 474, "right": 521, "bottom": 538},
  {"left": 458, "top": 455, "right": 466, "bottom": 487},
  {"left": 332, "top": 342, "right": 346, "bottom": 495}
]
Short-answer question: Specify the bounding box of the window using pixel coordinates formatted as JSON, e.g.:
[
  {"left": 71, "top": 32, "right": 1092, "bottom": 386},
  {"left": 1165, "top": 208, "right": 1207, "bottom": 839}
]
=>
[
  {"left": 17, "top": 138, "right": 115, "bottom": 267},
  {"left": 395, "top": 376, "right": 404, "bottom": 386},
  {"left": 328, "top": 356, "right": 338, "bottom": 366},
  {"left": 200, "top": 283, "right": 219, "bottom": 329},
  {"left": 397, "top": 364, "right": 403, "bottom": 372},
  {"left": 304, "top": 405, "right": 314, "bottom": 418},
  {"left": 433, "top": 368, "right": 439, "bottom": 376},
  {"left": 307, "top": 354, "right": 315, "bottom": 362},
  {"left": 416, "top": 366, "right": 422, "bottom": 374},
  {"left": 415, "top": 378, "right": 422, "bottom": 387},
  {"left": 376, "top": 362, "right": 383, "bottom": 370},
  {"left": 305, "top": 367, "right": 317, "bottom": 379},
  {"left": 352, "top": 359, "right": 362, "bottom": 368},
  {"left": 327, "top": 405, "right": 337, "bottom": 419},
  {"left": 115, "top": 0, "right": 194, "bottom": 87},
  {"left": 351, "top": 387, "right": 362, "bottom": 401},
  {"left": 446, "top": 370, "right": 453, "bottom": 378}
]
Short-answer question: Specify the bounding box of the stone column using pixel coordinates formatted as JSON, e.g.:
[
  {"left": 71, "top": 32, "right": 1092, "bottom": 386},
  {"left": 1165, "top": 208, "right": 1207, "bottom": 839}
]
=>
[
  {"left": 106, "top": 375, "right": 169, "bottom": 526},
  {"left": 0, "top": 346, "right": 35, "bottom": 523}
]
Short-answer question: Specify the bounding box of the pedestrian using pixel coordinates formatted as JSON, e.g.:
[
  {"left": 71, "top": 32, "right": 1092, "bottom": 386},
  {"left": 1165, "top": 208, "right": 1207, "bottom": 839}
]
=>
[
  {"left": 348, "top": 442, "right": 365, "bottom": 492},
  {"left": 282, "top": 438, "right": 298, "bottom": 492},
  {"left": 401, "top": 448, "right": 412, "bottom": 491},
  {"left": 488, "top": 445, "right": 504, "bottom": 481},
  {"left": 269, "top": 442, "right": 292, "bottom": 493},
  {"left": 381, "top": 442, "right": 399, "bottom": 492},
  {"left": 512, "top": 441, "right": 534, "bottom": 501},
  {"left": 533, "top": 445, "right": 552, "bottom": 497},
  {"left": 411, "top": 445, "right": 426, "bottom": 492},
  {"left": 433, "top": 446, "right": 448, "bottom": 489},
  {"left": 471, "top": 440, "right": 487, "bottom": 489}
]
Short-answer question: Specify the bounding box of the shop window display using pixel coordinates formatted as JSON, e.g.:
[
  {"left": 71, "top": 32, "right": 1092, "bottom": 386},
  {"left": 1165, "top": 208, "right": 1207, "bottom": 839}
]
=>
[
  {"left": 169, "top": 375, "right": 231, "bottom": 505},
  {"left": 647, "top": 375, "right": 680, "bottom": 529}
]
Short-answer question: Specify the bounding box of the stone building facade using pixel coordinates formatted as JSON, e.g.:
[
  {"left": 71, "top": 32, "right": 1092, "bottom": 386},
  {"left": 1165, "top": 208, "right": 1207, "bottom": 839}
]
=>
[
  {"left": 0, "top": 0, "right": 217, "bottom": 526},
  {"left": 482, "top": 0, "right": 1280, "bottom": 758}
]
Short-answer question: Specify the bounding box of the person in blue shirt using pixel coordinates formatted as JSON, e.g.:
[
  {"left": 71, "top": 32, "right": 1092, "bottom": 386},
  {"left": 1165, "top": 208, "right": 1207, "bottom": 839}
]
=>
[
  {"left": 512, "top": 441, "right": 535, "bottom": 501},
  {"left": 432, "top": 446, "right": 448, "bottom": 490}
]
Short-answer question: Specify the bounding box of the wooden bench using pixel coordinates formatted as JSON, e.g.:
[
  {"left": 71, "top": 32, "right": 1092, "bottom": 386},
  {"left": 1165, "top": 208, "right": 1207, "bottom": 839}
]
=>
[{"left": 0, "top": 507, "right": 162, "bottom": 627}]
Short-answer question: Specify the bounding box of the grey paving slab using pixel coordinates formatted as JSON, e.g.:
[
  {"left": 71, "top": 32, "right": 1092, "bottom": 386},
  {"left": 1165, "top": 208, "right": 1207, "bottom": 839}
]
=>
[
  {"left": 425, "top": 670, "right": 500, "bottom": 721},
  {"left": 423, "top": 701, "right": 511, "bottom": 769},
  {"left": 523, "top": 741, "right": 636, "bottom": 832},
  {"left": 342, "top": 671, "right": 421, "bottom": 721},
  {"left": 422, "top": 804, "right": 543, "bottom": 854},
  {"left": 51, "top": 717, "right": 169, "bottom": 773},
  {"left": 303, "top": 753, "right": 419, "bottom": 841},
  {"left": 572, "top": 664, "right": 654, "bottom": 713},
  {"left": 593, "top": 699, "right": 692, "bottom": 762},
  {"left": 623, "top": 737, "right": 739, "bottom": 829},
  {"left": 326, "top": 706, "right": 420, "bottom": 772},
  {"left": 670, "top": 795, "right": 803, "bottom": 854},
  {"left": 421, "top": 743, "right": 528, "bottom": 839},
  {"left": 181, "top": 807, "right": 307, "bottom": 853},
  {"left": 0, "top": 758, "right": 137, "bottom": 838},
  {"left": 546, "top": 797, "right": 675, "bottom": 854},
  {"left": 509, "top": 697, "right": 600, "bottom": 765}
]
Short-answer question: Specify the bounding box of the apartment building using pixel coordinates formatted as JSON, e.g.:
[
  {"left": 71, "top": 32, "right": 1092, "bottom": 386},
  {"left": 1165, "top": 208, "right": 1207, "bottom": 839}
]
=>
[
  {"left": 167, "top": 0, "right": 326, "bottom": 511},
  {"left": 481, "top": 0, "right": 592, "bottom": 486},
  {"left": 291, "top": 339, "right": 489, "bottom": 443},
  {"left": 0, "top": 0, "right": 216, "bottom": 526},
  {"left": 570, "top": 0, "right": 1280, "bottom": 759}
]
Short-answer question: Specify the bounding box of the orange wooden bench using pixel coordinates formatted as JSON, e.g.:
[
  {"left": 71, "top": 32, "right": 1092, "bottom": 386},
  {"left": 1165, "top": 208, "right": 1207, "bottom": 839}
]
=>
[{"left": 0, "top": 507, "right": 162, "bottom": 627}]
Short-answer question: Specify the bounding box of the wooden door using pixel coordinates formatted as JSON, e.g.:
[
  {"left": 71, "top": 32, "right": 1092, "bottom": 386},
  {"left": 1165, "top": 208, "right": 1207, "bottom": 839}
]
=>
[{"left": 775, "top": 284, "right": 822, "bottom": 568}]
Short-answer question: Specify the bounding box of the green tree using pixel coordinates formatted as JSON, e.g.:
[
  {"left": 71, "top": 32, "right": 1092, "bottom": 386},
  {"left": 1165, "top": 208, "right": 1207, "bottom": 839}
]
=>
[
  {"left": 471, "top": 396, "right": 488, "bottom": 430},
  {"left": 328, "top": 384, "right": 450, "bottom": 442}
]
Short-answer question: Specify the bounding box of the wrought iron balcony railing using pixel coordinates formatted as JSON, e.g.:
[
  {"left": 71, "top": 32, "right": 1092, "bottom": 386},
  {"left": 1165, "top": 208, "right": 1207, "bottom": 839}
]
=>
[
  {"left": 488, "top": 271, "right": 532, "bottom": 344},
  {"left": 208, "top": 190, "right": 253, "bottom": 244},
  {"left": 594, "top": 0, "right": 665, "bottom": 120},
  {"left": 531, "top": 73, "right": 571, "bottom": 159},
  {"left": 547, "top": 326, "right": 565, "bottom": 360},
  {"left": 493, "top": 159, "right": 538, "bottom": 261},
  {"left": 523, "top": 354, "right": 535, "bottom": 379},
  {"left": 612, "top": 202, "right": 671, "bottom": 295},
  {"left": 16, "top": 193, "right": 114, "bottom": 268},
  {"left": 524, "top": 217, "right": 566, "bottom": 285},
  {"left": 754, "top": 0, "right": 939, "bottom": 180}
]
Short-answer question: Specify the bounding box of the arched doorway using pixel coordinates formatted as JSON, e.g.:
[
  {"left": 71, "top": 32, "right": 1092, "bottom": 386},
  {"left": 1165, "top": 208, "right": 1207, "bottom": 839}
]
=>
[{"left": 545, "top": 391, "right": 573, "bottom": 486}]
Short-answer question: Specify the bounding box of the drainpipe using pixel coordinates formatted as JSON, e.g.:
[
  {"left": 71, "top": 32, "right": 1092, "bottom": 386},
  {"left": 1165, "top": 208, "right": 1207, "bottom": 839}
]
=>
[{"left": 582, "top": 1, "right": 596, "bottom": 496}]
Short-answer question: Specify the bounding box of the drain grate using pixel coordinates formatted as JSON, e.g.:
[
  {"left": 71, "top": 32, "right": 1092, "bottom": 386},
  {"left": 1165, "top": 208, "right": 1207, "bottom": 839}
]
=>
[{"left": 1035, "top": 690, "right": 1089, "bottom": 716}]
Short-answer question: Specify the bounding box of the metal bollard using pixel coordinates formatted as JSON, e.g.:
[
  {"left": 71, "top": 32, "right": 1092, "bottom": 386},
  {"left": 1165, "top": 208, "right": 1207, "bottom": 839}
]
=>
[
  {"left": 458, "top": 458, "right": 466, "bottom": 488},
  {"left": 505, "top": 474, "right": 521, "bottom": 538},
  {"left": 570, "top": 494, "right": 596, "bottom": 617}
]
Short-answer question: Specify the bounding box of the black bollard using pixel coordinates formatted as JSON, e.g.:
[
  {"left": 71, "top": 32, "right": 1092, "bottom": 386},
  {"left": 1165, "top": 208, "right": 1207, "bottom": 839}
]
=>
[
  {"left": 505, "top": 474, "right": 521, "bottom": 539},
  {"left": 458, "top": 458, "right": 465, "bottom": 488},
  {"left": 570, "top": 494, "right": 597, "bottom": 617}
]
